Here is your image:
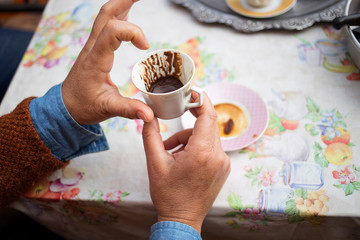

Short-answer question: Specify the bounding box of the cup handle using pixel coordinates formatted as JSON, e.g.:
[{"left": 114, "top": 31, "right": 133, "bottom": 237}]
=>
[{"left": 186, "top": 86, "right": 203, "bottom": 109}]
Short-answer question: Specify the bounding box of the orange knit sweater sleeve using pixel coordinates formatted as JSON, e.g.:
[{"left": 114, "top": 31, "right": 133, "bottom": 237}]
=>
[{"left": 0, "top": 97, "right": 67, "bottom": 208}]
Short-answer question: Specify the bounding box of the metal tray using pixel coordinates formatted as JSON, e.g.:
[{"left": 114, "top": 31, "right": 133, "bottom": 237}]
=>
[{"left": 170, "top": 0, "right": 347, "bottom": 32}]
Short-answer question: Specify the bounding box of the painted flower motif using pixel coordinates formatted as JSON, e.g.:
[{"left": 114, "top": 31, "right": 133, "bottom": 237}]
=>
[
  {"left": 227, "top": 219, "right": 235, "bottom": 224},
  {"left": 201, "top": 65, "right": 227, "bottom": 86},
  {"left": 102, "top": 190, "right": 122, "bottom": 203},
  {"left": 22, "top": 7, "right": 93, "bottom": 70},
  {"left": 45, "top": 16, "right": 57, "bottom": 29},
  {"left": 101, "top": 117, "right": 129, "bottom": 133},
  {"left": 62, "top": 188, "right": 80, "bottom": 200},
  {"left": 257, "top": 169, "right": 276, "bottom": 187},
  {"left": 317, "top": 124, "right": 340, "bottom": 139},
  {"left": 249, "top": 224, "right": 261, "bottom": 232},
  {"left": 243, "top": 165, "right": 253, "bottom": 173},
  {"left": 159, "top": 123, "right": 168, "bottom": 133},
  {"left": 242, "top": 208, "right": 266, "bottom": 221},
  {"left": 49, "top": 168, "right": 83, "bottom": 192},
  {"left": 204, "top": 64, "right": 224, "bottom": 80},
  {"left": 72, "top": 29, "right": 90, "bottom": 46},
  {"left": 321, "top": 111, "right": 338, "bottom": 126},
  {"left": 134, "top": 119, "right": 167, "bottom": 134},
  {"left": 44, "top": 58, "right": 60, "bottom": 69},
  {"left": 332, "top": 166, "right": 356, "bottom": 185},
  {"left": 135, "top": 119, "right": 143, "bottom": 133}
]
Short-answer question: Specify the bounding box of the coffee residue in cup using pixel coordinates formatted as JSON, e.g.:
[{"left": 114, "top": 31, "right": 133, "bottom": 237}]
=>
[
  {"left": 149, "top": 76, "right": 184, "bottom": 93},
  {"left": 140, "top": 51, "right": 183, "bottom": 92}
]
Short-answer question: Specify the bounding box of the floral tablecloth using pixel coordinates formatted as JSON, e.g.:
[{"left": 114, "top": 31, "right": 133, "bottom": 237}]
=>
[{"left": 1, "top": 0, "right": 360, "bottom": 239}]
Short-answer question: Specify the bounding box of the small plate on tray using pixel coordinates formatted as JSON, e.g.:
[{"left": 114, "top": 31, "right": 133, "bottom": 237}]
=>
[
  {"left": 181, "top": 82, "right": 269, "bottom": 152},
  {"left": 225, "top": 0, "right": 297, "bottom": 19},
  {"left": 170, "top": 0, "right": 346, "bottom": 32}
]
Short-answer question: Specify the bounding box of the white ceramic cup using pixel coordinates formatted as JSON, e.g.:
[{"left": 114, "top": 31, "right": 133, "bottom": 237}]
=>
[
  {"left": 247, "top": 0, "right": 272, "bottom": 8},
  {"left": 132, "top": 49, "right": 203, "bottom": 119}
]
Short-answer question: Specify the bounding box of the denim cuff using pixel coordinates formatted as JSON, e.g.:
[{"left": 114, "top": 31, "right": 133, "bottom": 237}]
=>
[
  {"left": 29, "top": 83, "right": 109, "bottom": 162},
  {"left": 150, "top": 221, "right": 202, "bottom": 240}
]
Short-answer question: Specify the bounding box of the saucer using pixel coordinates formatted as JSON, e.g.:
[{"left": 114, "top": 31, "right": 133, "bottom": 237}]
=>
[
  {"left": 181, "top": 82, "right": 269, "bottom": 152},
  {"left": 226, "top": 0, "right": 297, "bottom": 19}
]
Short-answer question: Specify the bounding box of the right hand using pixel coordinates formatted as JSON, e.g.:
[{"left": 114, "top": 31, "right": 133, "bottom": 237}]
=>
[
  {"left": 142, "top": 93, "right": 231, "bottom": 233},
  {"left": 62, "top": 0, "right": 154, "bottom": 125}
]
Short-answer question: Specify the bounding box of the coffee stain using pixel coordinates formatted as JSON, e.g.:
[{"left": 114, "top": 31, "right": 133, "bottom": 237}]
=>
[
  {"left": 140, "top": 51, "right": 183, "bottom": 92},
  {"left": 215, "top": 103, "right": 248, "bottom": 138},
  {"left": 224, "top": 119, "right": 234, "bottom": 135}
]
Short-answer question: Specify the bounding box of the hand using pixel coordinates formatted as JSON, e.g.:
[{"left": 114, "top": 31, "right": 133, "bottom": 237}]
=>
[
  {"left": 142, "top": 93, "right": 231, "bottom": 233},
  {"left": 62, "top": 0, "right": 154, "bottom": 125}
]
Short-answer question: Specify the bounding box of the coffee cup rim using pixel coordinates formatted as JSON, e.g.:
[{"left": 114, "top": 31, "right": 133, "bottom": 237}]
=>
[{"left": 131, "top": 49, "right": 196, "bottom": 96}]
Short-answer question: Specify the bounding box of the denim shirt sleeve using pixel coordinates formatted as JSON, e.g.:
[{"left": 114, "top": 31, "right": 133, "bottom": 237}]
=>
[
  {"left": 150, "top": 221, "right": 202, "bottom": 240},
  {"left": 29, "top": 83, "right": 109, "bottom": 162}
]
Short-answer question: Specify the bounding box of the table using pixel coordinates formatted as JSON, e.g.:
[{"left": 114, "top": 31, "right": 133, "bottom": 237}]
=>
[{"left": 1, "top": 0, "right": 360, "bottom": 239}]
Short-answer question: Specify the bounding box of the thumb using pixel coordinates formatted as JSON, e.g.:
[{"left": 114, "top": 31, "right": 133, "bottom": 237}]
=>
[
  {"left": 142, "top": 118, "right": 170, "bottom": 175},
  {"left": 108, "top": 96, "right": 154, "bottom": 122}
]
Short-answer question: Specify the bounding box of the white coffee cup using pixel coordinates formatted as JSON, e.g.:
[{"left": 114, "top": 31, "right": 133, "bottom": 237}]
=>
[
  {"left": 247, "top": 0, "right": 272, "bottom": 8},
  {"left": 132, "top": 49, "right": 203, "bottom": 119}
]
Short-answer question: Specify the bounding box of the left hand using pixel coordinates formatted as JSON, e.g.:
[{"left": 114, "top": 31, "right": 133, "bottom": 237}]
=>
[
  {"left": 142, "top": 92, "right": 231, "bottom": 233},
  {"left": 62, "top": 0, "right": 154, "bottom": 125}
]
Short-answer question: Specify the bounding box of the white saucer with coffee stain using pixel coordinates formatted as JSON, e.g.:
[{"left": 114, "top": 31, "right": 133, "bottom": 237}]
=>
[{"left": 181, "top": 82, "right": 268, "bottom": 152}]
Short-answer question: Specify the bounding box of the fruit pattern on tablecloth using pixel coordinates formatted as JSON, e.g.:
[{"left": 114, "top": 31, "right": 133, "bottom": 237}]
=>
[
  {"left": 23, "top": 167, "right": 129, "bottom": 224},
  {"left": 225, "top": 89, "right": 357, "bottom": 231},
  {"left": 224, "top": 25, "right": 359, "bottom": 231},
  {"left": 296, "top": 26, "right": 360, "bottom": 81},
  {"left": 22, "top": 3, "right": 95, "bottom": 70}
]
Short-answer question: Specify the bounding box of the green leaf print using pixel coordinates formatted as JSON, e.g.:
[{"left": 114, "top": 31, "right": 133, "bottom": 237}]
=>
[
  {"left": 249, "top": 152, "right": 259, "bottom": 159},
  {"left": 306, "top": 97, "right": 320, "bottom": 113},
  {"left": 288, "top": 213, "right": 303, "bottom": 224},
  {"left": 343, "top": 184, "right": 354, "bottom": 196},
  {"left": 89, "top": 190, "right": 97, "bottom": 198},
  {"left": 239, "top": 149, "right": 259, "bottom": 159},
  {"left": 353, "top": 165, "right": 360, "bottom": 173},
  {"left": 335, "top": 110, "right": 343, "bottom": 119},
  {"left": 336, "top": 120, "right": 347, "bottom": 128},
  {"left": 305, "top": 113, "right": 321, "bottom": 122},
  {"left": 201, "top": 51, "right": 215, "bottom": 65},
  {"left": 225, "top": 212, "right": 238, "bottom": 217},
  {"left": 351, "top": 182, "right": 360, "bottom": 190},
  {"left": 304, "top": 123, "right": 319, "bottom": 136},
  {"left": 268, "top": 112, "right": 286, "bottom": 133},
  {"left": 314, "top": 152, "right": 329, "bottom": 168},
  {"left": 121, "top": 192, "right": 130, "bottom": 198},
  {"left": 295, "top": 189, "right": 307, "bottom": 199},
  {"left": 285, "top": 200, "right": 297, "bottom": 216},
  {"left": 251, "top": 178, "right": 258, "bottom": 186},
  {"left": 313, "top": 142, "right": 323, "bottom": 151},
  {"left": 285, "top": 200, "right": 303, "bottom": 223},
  {"left": 227, "top": 70, "right": 235, "bottom": 81},
  {"left": 313, "top": 142, "right": 329, "bottom": 167},
  {"left": 228, "top": 193, "right": 243, "bottom": 210}
]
